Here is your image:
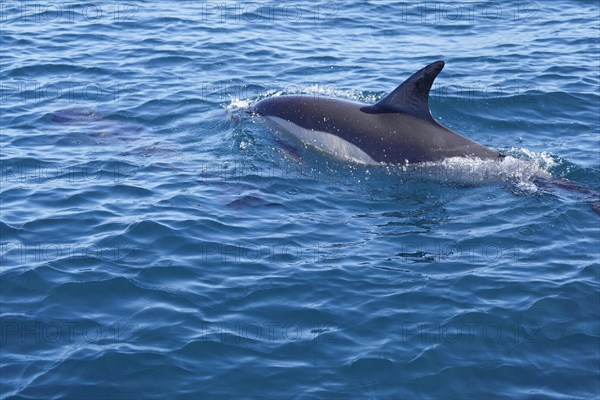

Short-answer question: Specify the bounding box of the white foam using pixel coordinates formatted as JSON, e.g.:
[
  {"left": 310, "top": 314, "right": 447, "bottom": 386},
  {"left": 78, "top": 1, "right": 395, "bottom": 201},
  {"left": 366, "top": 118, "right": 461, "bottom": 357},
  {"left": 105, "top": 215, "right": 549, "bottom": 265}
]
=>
[
  {"left": 227, "top": 97, "right": 252, "bottom": 111},
  {"left": 407, "top": 149, "right": 556, "bottom": 191}
]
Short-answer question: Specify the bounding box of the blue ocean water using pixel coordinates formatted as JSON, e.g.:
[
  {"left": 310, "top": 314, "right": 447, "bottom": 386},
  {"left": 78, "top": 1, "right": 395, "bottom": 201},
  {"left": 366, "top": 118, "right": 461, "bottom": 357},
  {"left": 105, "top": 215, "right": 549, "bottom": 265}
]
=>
[{"left": 1, "top": 1, "right": 599, "bottom": 398}]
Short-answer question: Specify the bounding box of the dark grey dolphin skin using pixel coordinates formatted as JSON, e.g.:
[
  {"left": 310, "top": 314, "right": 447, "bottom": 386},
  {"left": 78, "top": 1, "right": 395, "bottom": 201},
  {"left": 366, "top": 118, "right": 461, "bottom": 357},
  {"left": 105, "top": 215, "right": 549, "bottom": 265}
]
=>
[{"left": 254, "top": 61, "right": 503, "bottom": 164}]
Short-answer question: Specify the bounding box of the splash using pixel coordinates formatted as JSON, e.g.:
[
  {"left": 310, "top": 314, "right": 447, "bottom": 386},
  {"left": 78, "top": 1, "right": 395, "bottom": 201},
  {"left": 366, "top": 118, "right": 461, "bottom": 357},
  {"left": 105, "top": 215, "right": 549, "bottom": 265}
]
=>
[
  {"left": 227, "top": 97, "right": 253, "bottom": 111},
  {"left": 226, "top": 85, "right": 379, "bottom": 112},
  {"left": 384, "top": 149, "right": 557, "bottom": 193}
]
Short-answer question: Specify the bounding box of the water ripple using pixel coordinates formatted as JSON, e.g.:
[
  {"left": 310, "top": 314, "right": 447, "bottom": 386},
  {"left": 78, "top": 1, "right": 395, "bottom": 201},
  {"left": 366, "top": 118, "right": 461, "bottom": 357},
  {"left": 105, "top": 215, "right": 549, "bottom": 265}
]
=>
[{"left": 1, "top": 0, "right": 598, "bottom": 399}]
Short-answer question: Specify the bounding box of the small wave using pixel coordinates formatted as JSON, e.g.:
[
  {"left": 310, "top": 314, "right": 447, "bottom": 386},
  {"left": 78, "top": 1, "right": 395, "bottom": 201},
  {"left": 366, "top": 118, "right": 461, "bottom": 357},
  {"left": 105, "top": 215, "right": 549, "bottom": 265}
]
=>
[
  {"left": 147, "top": 56, "right": 194, "bottom": 66},
  {"left": 7, "top": 63, "right": 111, "bottom": 78}
]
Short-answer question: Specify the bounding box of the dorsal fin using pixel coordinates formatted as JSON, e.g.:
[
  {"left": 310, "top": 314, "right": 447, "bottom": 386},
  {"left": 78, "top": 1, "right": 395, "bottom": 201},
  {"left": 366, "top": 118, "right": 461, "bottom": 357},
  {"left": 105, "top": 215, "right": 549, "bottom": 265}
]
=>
[{"left": 373, "top": 60, "right": 445, "bottom": 123}]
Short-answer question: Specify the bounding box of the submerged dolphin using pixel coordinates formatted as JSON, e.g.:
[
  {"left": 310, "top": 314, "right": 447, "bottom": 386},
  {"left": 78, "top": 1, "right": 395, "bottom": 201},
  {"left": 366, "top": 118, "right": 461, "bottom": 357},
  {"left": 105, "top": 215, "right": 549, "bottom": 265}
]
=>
[{"left": 254, "top": 61, "right": 503, "bottom": 164}]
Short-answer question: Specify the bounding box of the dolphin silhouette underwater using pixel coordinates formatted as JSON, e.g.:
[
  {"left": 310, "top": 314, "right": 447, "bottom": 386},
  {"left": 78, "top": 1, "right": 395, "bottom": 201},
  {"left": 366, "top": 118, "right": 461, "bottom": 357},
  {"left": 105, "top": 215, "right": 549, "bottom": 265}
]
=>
[{"left": 253, "top": 60, "right": 503, "bottom": 165}]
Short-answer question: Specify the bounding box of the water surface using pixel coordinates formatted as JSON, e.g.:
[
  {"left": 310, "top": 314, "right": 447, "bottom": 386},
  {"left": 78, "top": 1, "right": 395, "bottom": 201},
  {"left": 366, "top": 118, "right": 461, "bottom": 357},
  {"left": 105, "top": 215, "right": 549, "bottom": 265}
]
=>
[{"left": 1, "top": 1, "right": 599, "bottom": 399}]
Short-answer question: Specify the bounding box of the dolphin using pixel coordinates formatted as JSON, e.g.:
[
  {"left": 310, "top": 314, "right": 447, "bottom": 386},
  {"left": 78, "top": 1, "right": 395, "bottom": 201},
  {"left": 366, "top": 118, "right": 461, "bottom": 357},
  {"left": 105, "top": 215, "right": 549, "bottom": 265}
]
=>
[{"left": 253, "top": 60, "right": 503, "bottom": 164}]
